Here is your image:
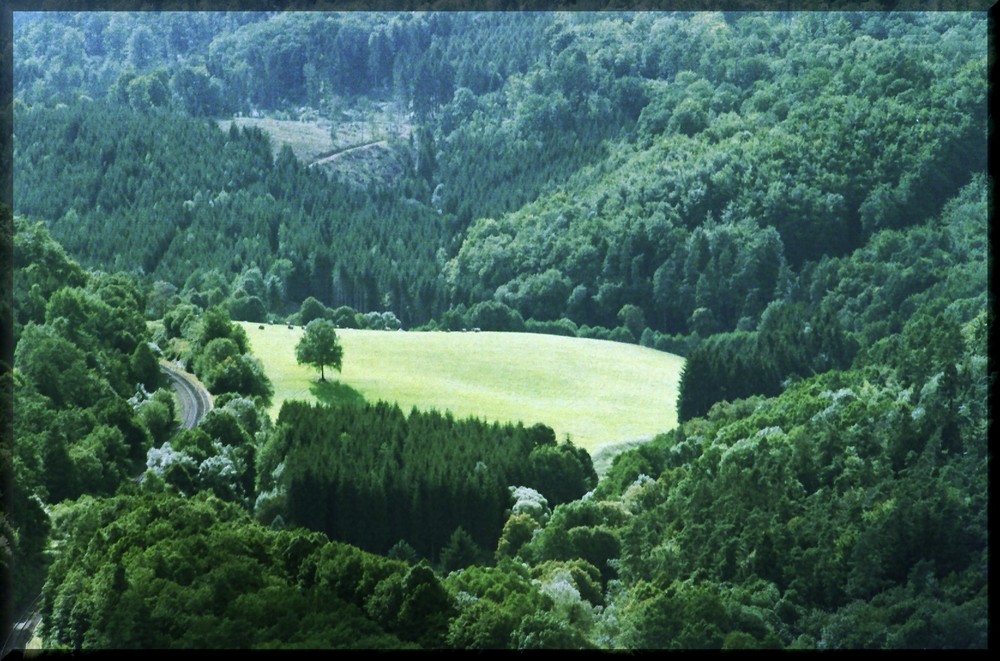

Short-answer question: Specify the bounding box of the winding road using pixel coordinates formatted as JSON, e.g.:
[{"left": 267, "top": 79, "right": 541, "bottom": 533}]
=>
[
  {"left": 160, "top": 361, "right": 214, "bottom": 429},
  {"left": 1, "top": 363, "right": 214, "bottom": 655}
]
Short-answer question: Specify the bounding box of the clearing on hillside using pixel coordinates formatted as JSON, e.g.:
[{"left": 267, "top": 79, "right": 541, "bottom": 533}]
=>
[
  {"left": 217, "top": 103, "right": 412, "bottom": 187},
  {"left": 242, "top": 323, "right": 684, "bottom": 455}
]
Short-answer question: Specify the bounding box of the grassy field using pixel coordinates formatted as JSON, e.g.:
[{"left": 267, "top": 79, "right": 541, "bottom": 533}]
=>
[
  {"left": 217, "top": 117, "right": 334, "bottom": 163},
  {"left": 242, "top": 322, "right": 684, "bottom": 456}
]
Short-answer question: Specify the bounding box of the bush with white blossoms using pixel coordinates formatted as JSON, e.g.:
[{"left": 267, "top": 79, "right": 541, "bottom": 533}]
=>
[{"left": 509, "top": 485, "right": 551, "bottom": 525}]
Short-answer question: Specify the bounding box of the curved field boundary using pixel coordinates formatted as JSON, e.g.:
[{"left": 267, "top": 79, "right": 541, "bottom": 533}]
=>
[{"left": 243, "top": 323, "right": 684, "bottom": 454}]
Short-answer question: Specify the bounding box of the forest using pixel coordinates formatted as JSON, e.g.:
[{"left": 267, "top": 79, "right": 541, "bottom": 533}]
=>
[{"left": 1, "top": 8, "right": 991, "bottom": 651}]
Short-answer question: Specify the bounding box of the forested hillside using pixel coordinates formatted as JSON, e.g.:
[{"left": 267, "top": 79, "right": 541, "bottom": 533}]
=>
[
  {"left": 4, "top": 8, "right": 990, "bottom": 651},
  {"left": 13, "top": 11, "right": 986, "bottom": 340}
]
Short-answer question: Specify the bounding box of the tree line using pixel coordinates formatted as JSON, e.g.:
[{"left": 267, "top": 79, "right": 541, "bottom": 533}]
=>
[{"left": 257, "top": 400, "right": 596, "bottom": 563}]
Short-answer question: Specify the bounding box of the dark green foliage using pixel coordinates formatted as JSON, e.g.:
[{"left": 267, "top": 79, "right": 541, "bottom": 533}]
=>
[
  {"left": 262, "top": 402, "right": 593, "bottom": 563},
  {"left": 329, "top": 305, "right": 360, "bottom": 329},
  {"left": 678, "top": 173, "right": 986, "bottom": 422},
  {"left": 387, "top": 540, "right": 419, "bottom": 565},
  {"left": 187, "top": 307, "right": 272, "bottom": 404},
  {"left": 527, "top": 442, "right": 598, "bottom": 506},
  {"left": 442, "top": 13, "right": 986, "bottom": 335},
  {"left": 129, "top": 341, "right": 163, "bottom": 392},
  {"left": 440, "top": 527, "right": 484, "bottom": 574},
  {"left": 227, "top": 294, "right": 267, "bottom": 323},
  {"left": 524, "top": 318, "right": 578, "bottom": 338},
  {"left": 678, "top": 332, "right": 779, "bottom": 422},
  {"left": 298, "top": 296, "right": 330, "bottom": 325},
  {"left": 309, "top": 379, "right": 365, "bottom": 409},
  {"left": 465, "top": 300, "right": 525, "bottom": 333},
  {"left": 14, "top": 13, "right": 987, "bottom": 341},
  {"left": 13, "top": 101, "right": 453, "bottom": 327}
]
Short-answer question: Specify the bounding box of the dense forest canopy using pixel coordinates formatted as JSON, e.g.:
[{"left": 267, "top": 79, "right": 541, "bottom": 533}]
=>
[
  {"left": 2, "top": 8, "right": 991, "bottom": 651},
  {"left": 13, "top": 11, "right": 986, "bottom": 337}
]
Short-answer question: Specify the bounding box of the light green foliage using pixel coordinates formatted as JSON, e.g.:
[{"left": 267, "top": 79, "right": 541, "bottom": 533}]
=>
[
  {"left": 495, "top": 513, "right": 539, "bottom": 562},
  {"left": 294, "top": 318, "right": 344, "bottom": 382},
  {"left": 613, "top": 579, "right": 733, "bottom": 649},
  {"left": 9, "top": 219, "right": 169, "bottom": 615},
  {"left": 143, "top": 407, "right": 257, "bottom": 508},
  {"left": 443, "top": 561, "right": 553, "bottom": 649},
  {"left": 15, "top": 323, "right": 100, "bottom": 409},
  {"left": 512, "top": 610, "right": 592, "bottom": 649},
  {"left": 41, "top": 492, "right": 427, "bottom": 649},
  {"left": 13, "top": 217, "right": 87, "bottom": 333},
  {"left": 523, "top": 499, "right": 628, "bottom": 586},
  {"left": 508, "top": 486, "right": 550, "bottom": 526}
]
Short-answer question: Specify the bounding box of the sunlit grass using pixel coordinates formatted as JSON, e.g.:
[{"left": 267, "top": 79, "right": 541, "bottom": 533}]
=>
[{"left": 241, "top": 322, "right": 685, "bottom": 455}]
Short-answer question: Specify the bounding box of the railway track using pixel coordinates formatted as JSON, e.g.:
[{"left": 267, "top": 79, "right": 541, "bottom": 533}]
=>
[{"left": 160, "top": 362, "right": 214, "bottom": 429}]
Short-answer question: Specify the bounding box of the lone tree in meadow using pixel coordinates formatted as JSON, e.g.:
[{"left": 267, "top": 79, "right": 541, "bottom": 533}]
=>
[{"left": 295, "top": 318, "right": 344, "bottom": 382}]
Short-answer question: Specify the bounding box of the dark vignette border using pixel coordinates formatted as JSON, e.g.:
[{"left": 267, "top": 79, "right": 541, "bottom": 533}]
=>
[{"left": 0, "top": 0, "right": 993, "bottom": 653}]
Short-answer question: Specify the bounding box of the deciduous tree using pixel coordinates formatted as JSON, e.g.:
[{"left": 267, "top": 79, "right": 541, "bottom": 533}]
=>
[{"left": 295, "top": 319, "right": 344, "bottom": 382}]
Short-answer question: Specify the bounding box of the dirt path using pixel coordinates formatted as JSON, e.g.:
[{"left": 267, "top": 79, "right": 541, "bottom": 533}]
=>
[{"left": 308, "top": 139, "right": 389, "bottom": 167}]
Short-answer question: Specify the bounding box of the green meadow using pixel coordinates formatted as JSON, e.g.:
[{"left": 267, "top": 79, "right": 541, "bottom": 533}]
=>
[{"left": 241, "top": 322, "right": 685, "bottom": 455}]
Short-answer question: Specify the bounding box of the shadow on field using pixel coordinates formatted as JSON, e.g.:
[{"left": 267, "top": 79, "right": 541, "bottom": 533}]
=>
[{"left": 310, "top": 379, "right": 366, "bottom": 408}]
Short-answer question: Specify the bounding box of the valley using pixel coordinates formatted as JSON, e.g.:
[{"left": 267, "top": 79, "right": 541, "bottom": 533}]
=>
[{"left": 4, "top": 8, "right": 989, "bottom": 652}]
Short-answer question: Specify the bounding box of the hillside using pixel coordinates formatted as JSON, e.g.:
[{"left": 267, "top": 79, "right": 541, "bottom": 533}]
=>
[
  {"left": 217, "top": 102, "right": 413, "bottom": 187},
  {"left": 12, "top": 12, "right": 987, "bottom": 342},
  {"left": 4, "top": 8, "right": 990, "bottom": 652}
]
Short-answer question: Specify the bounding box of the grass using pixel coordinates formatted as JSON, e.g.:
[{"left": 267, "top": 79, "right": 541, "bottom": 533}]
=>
[
  {"left": 217, "top": 105, "right": 411, "bottom": 165},
  {"left": 241, "top": 323, "right": 685, "bottom": 456},
  {"left": 217, "top": 117, "right": 334, "bottom": 163}
]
